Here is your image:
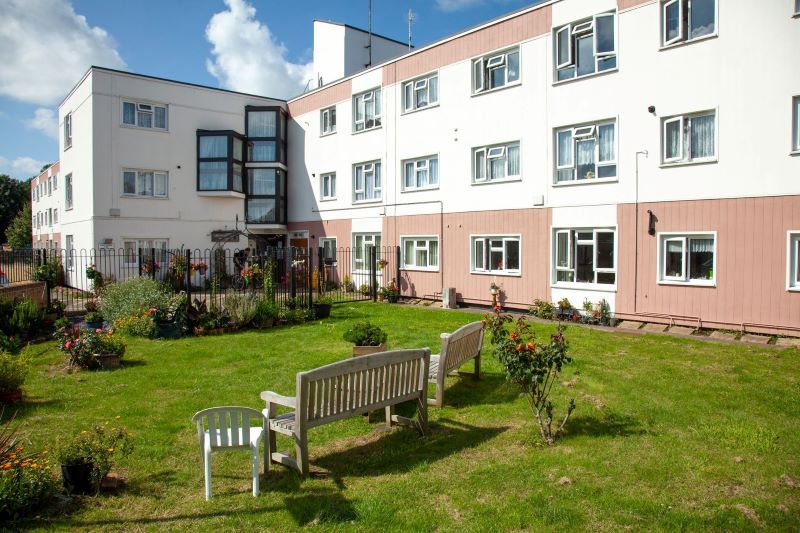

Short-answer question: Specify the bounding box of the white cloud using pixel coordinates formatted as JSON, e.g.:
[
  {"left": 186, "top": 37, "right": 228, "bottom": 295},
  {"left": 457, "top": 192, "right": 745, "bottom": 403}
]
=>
[
  {"left": 435, "top": 0, "right": 485, "bottom": 12},
  {"left": 24, "top": 108, "right": 59, "bottom": 140},
  {"left": 0, "top": 156, "right": 47, "bottom": 178},
  {"left": 205, "top": 0, "right": 313, "bottom": 99},
  {"left": 0, "top": 0, "right": 125, "bottom": 106}
]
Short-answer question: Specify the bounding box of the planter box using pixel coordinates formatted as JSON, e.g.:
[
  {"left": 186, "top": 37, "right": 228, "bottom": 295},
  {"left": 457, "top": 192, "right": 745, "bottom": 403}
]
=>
[
  {"left": 94, "top": 353, "right": 121, "bottom": 370},
  {"left": 352, "top": 343, "right": 387, "bottom": 357},
  {"left": 0, "top": 388, "right": 22, "bottom": 404},
  {"left": 255, "top": 318, "right": 274, "bottom": 329},
  {"left": 312, "top": 303, "right": 332, "bottom": 319},
  {"left": 154, "top": 321, "right": 182, "bottom": 339}
]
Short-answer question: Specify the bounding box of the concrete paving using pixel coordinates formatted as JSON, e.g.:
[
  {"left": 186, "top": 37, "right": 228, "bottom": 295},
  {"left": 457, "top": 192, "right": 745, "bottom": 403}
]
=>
[
  {"left": 642, "top": 323, "right": 669, "bottom": 333},
  {"left": 709, "top": 331, "right": 738, "bottom": 342},
  {"left": 776, "top": 337, "right": 800, "bottom": 347},
  {"left": 669, "top": 326, "right": 696, "bottom": 335},
  {"left": 617, "top": 321, "right": 644, "bottom": 330},
  {"left": 740, "top": 334, "right": 771, "bottom": 345}
]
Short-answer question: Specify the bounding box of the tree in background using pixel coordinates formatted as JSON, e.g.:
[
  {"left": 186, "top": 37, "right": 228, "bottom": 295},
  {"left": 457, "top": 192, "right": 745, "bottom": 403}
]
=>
[
  {"left": 0, "top": 174, "right": 30, "bottom": 241},
  {"left": 6, "top": 202, "right": 32, "bottom": 249}
]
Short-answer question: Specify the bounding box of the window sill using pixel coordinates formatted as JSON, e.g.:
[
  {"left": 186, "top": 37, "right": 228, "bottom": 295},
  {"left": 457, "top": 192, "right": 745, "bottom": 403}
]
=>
[
  {"left": 401, "top": 186, "right": 439, "bottom": 193},
  {"left": 320, "top": 131, "right": 337, "bottom": 138},
  {"left": 552, "top": 67, "right": 618, "bottom": 87},
  {"left": 197, "top": 190, "right": 245, "bottom": 199},
  {"left": 320, "top": 197, "right": 337, "bottom": 202},
  {"left": 788, "top": 286, "right": 800, "bottom": 292},
  {"left": 351, "top": 125, "right": 383, "bottom": 136},
  {"left": 552, "top": 177, "right": 618, "bottom": 187},
  {"left": 121, "top": 195, "right": 169, "bottom": 200},
  {"left": 352, "top": 199, "right": 382, "bottom": 205},
  {"left": 401, "top": 103, "right": 440, "bottom": 116},
  {"left": 120, "top": 124, "right": 169, "bottom": 133},
  {"left": 63, "top": 144, "right": 72, "bottom": 152},
  {"left": 551, "top": 282, "right": 617, "bottom": 292},
  {"left": 400, "top": 267, "right": 440, "bottom": 273},
  {"left": 471, "top": 270, "right": 521, "bottom": 278},
  {"left": 659, "top": 159, "right": 718, "bottom": 169},
  {"left": 657, "top": 280, "right": 716, "bottom": 288},
  {"left": 472, "top": 177, "right": 522, "bottom": 186},
  {"left": 790, "top": 150, "right": 800, "bottom": 157},
  {"left": 471, "top": 81, "right": 521, "bottom": 98},
  {"left": 659, "top": 33, "right": 718, "bottom": 51}
]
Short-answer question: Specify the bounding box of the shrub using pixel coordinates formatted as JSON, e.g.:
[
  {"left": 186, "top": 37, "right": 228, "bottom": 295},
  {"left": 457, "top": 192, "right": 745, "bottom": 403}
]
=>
[
  {"left": 0, "top": 336, "right": 21, "bottom": 356},
  {"left": 56, "top": 420, "right": 133, "bottom": 491},
  {"left": 84, "top": 311, "right": 104, "bottom": 324},
  {"left": 11, "top": 298, "right": 41, "bottom": 337},
  {"left": 100, "top": 277, "right": 172, "bottom": 324},
  {"left": 0, "top": 298, "right": 13, "bottom": 335},
  {"left": 483, "top": 306, "right": 575, "bottom": 444},
  {"left": 33, "top": 257, "right": 63, "bottom": 285},
  {"left": 223, "top": 293, "right": 257, "bottom": 328},
  {"left": 358, "top": 284, "right": 370, "bottom": 296},
  {"left": 557, "top": 298, "right": 572, "bottom": 311},
  {"left": 529, "top": 299, "right": 555, "bottom": 320},
  {"left": 0, "top": 351, "right": 28, "bottom": 393},
  {"left": 115, "top": 311, "right": 156, "bottom": 337},
  {"left": 252, "top": 297, "right": 277, "bottom": 325},
  {"left": 57, "top": 326, "right": 126, "bottom": 368},
  {"left": 316, "top": 295, "right": 334, "bottom": 306},
  {"left": 343, "top": 322, "right": 387, "bottom": 346}
]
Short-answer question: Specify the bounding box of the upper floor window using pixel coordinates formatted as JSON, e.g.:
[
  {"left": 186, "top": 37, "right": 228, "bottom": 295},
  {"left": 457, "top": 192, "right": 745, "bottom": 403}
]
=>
[
  {"left": 64, "top": 113, "right": 72, "bottom": 149},
  {"left": 197, "top": 132, "right": 244, "bottom": 193},
  {"left": 555, "top": 12, "right": 616, "bottom": 82},
  {"left": 320, "top": 172, "right": 336, "bottom": 200},
  {"left": 472, "top": 236, "right": 520, "bottom": 275},
  {"left": 353, "top": 89, "right": 382, "bottom": 132},
  {"left": 788, "top": 232, "right": 800, "bottom": 290},
  {"left": 661, "top": 0, "right": 716, "bottom": 47},
  {"left": 65, "top": 235, "right": 74, "bottom": 269},
  {"left": 473, "top": 47, "right": 519, "bottom": 94},
  {"left": 353, "top": 161, "right": 381, "bottom": 202},
  {"left": 554, "top": 228, "right": 616, "bottom": 285},
  {"left": 662, "top": 110, "right": 716, "bottom": 164},
  {"left": 795, "top": 0, "right": 800, "bottom": 15},
  {"left": 320, "top": 106, "right": 336, "bottom": 136},
  {"left": 246, "top": 168, "right": 286, "bottom": 225},
  {"left": 556, "top": 120, "right": 616, "bottom": 183},
  {"left": 123, "top": 169, "right": 168, "bottom": 198},
  {"left": 122, "top": 101, "right": 167, "bottom": 130},
  {"left": 65, "top": 174, "right": 73, "bottom": 210},
  {"left": 658, "top": 232, "right": 716, "bottom": 285},
  {"left": 403, "top": 73, "right": 438, "bottom": 112},
  {"left": 793, "top": 96, "right": 800, "bottom": 152},
  {"left": 53, "top": 209, "right": 58, "bottom": 224},
  {"left": 403, "top": 155, "right": 438, "bottom": 191},
  {"left": 246, "top": 107, "right": 285, "bottom": 163},
  {"left": 473, "top": 142, "right": 520, "bottom": 183},
  {"left": 402, "top": 236, "right": 439, "bottom": 271}
]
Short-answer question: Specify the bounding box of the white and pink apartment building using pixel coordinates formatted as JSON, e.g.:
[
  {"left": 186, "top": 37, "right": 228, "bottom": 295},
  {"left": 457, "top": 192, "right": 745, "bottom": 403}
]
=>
[{"left": 45, "top": 0, "right": 800, "bottom": 335}]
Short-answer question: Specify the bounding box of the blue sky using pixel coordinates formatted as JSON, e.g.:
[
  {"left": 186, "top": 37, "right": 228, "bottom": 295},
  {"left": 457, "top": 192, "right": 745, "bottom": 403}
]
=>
[{"left": 0, "top": 0, "right": 535, "bottom": 181}]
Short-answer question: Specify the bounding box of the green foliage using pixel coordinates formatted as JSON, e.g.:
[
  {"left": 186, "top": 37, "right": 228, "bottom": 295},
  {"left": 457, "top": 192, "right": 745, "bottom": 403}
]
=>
[
  {"left": 316, "top": 295, "right": 334, "bottom": 306},
  {"left": 84, "top": 311, "right": 104, "bottom": 324},
  {"left": 4, "top": 202, "right": 32, "bottom": 249},
  {"left": 557, "top": 298, "right": 573, "bottom": 311},
  {"left": 57, "top": 325, "right": 126, "bottom": 368},
  {"left": 0, "top": 298, "right": 14, "bottom": 335},
  {"left": 253, "top": 296, "right": 278, "bottom": 325},
  {"left": 0, "top": 336, "right": 21, "bottom": 355},
  {"left": 0, "top": 174, "right": 29, "bottom": 241},
  {"left": 529, "top": 299, "right": 555, "bottom": 320},
  {"left": 342, "top": 321, "right": 387, "bottom": 346},
  {"left": 11, "top": 298, "right": 41, "bottom": 337},
  {"left": 114, "top": 312, "right": 155, "bottom": 338},
  {"left": 0, "top": 350, "right": 28, "bottom": 392},
  {"left": 223, "top": 292, "right": 258, "bottom": 328},
  {"left": 99, "top": 277, "right": 172, "bottom": 324},
  {"left": 358, "top": 284, "right": 370, "bottom": 296},
  {"left": 33, "top": 256, "right": 63, "bottom": 285},
  {"left": 56, "top": 421, "right": 133, "bottom": 490}
]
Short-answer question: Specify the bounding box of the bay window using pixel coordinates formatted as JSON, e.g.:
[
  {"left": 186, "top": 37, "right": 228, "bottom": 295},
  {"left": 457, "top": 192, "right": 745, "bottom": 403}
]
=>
[
  {"left": 246, "top": 168, "right": 285, "bottom": 224},
  {"left": 661, "top": 0, "right": 716, "bottom": 47},
  {"left": 403, "top": 73, "right": 438, "bottom": 112},
  {"left": 122, "top": 169, "right": 168, "bottom": 198},
  {"left": 658, "top": 233, "right": 716, "bottom": 285},
  {"left": 353, "top": 89, "right": 382, "bottom": 132},
  {"left": 471, "top": 236, "right": 520, "bottom": 275},
  {"left": 473, "top": 47, "right": 519, "bottom": 94},
  {"left": 556, "top": 120, "right": 616, "bottom": 183},
  {"left": 246, "top": 107, "right": 285, "bottom": 163},
  {"left": 555, "top": 12, "right": 616, "bottom": 82},
  {"left": 353, "top": 161, "right": 382, "bottom": 202},
  {"left": 320, "top": 106, "right": 336, "bottom": 135},
  {"left": 353, "top": 233, "right": 381, "bottom": 272},
  {"left": 554, "top": 229, "right": 616, "bottom": 285},
  {"left": 403, "top": 156, "right": 438, "bottom": 191},
  {"left": 122, "top": 100, "right": 167, "bottom": 130},
  {"left": 401, "top": 237, "right": 439, "bottom": 270},
  {"left": 197, "top": 131, "right": 245, "bottom": 193},
  {"left": 662, "top": 110, "right": 716, "bottom": 164},
  {"left": 473, "top": 142, "right": 520, "bottom": 183}
]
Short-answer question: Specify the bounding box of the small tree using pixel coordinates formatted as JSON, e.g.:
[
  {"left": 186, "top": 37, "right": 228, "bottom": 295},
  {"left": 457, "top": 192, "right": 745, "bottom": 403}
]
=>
[
  {"left": 483, "top": 306, "right": 575, "bottom": 444},
  {"left": 5, "top": 202, "right": 32, "bottom": 249}
]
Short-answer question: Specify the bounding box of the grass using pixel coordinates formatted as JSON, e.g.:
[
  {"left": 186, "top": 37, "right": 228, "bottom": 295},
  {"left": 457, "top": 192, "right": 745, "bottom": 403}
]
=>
[{"left": 9, "top": 302, "right": 800, "bottom": 531}]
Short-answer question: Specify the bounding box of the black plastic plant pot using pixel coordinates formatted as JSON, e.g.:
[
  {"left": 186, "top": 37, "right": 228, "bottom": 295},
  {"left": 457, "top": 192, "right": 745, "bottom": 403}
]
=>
[
  {"left": 61, "top": 462, "right": 95, "bottom": 494},
  {"left": 312, "top": 303, "right": 332, "bottom": 319}
]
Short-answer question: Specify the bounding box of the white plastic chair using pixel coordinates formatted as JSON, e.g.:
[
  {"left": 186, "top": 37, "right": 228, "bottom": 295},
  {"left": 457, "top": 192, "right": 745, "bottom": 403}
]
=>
[{"left": 191, "top": 406, "right": 266, "bottom": 500}]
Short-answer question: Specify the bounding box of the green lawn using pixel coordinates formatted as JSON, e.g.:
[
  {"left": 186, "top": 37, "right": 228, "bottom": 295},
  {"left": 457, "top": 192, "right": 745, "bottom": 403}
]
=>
[{"left": 10, "top": 302, "right": 800, "bottom": 531}]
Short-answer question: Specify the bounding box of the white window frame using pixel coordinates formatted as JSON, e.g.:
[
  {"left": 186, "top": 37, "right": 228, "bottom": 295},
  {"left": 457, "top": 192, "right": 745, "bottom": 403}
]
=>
[
  {"left": 400, "top": 236, "right": 440, "bottom": 271},
  {"left": 661, "top": 110, "right": 717, "bottom": 165},
  {"left": 122, "top": 239, "right": 169, "bottom": 267},
  {"left": 472, "top": 47, "right": 520, "bottom": 95},
  {"left": 554, "top": 120, "right": 617, "bottom": 184},
  {"left": 320, "top": 172, "right": 336, "bottom": 200},
  {"left": 121, "top": 100, "right": 168, "bottom": 130},
  {"left": 660, "top": 0, "right": 718, "bottom": 48},
  {"left": 64, "top": 113, "right": 72, "bottom": 150},
  {"left": 65, "top": 235, "right": 74, "bottom": 270},
  {"left": 402, "top": 155, "right": 439, "bottom": 191},
  {"left": 552, "top": 228, "right": 617, "bottom": 288},
  {"left": 656, "top": 232, "right": 717, "bottom": 286},
  {"left": 320, "top": 106, "right": 336, "bottom": 136},
  {"left": 402, "top": 72, "right": 439, "bottom": 113},
  {"left": 472, "top": 142, "right": 520, "bottom": 184},
  {"left": 352, "top": 88, "right": 382, "bottom": 133},
  {"left": 792, "top": 96, "right": 800, "bottom": 153},
  {"left": 352, "top": 233, "right": 381, "bottom": 273},
  {"left": 795, "top": 0, "right": 800, "bottom": 16},
  {"left": 121, "top": 169, "right": 168, "bottom": 198},
  {"left": 352, "top": 161, "right": 381, "bottom": 203},
  {"left": 787, "top": 231, "right": 800, "bottom": 291},
  {"left": 64, "top": 173, "right": 73, "bottom": 210},
  {"left": 470, "top": 235, "right": 521, "bottom": 276},
  {"left": 320, "top": 237, "right": 337, "bottom": 264},
  {"left": 554, "top": 11, "right": 618, "bottom": 83}
]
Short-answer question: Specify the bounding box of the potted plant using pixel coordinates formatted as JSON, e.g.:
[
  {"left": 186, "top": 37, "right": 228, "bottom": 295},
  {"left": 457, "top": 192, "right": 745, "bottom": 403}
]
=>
[
  {"left": 384, "top": 279, "right": 400, "bottom": 303},
  {"left": 84, "top": 311, "right": 104, "bottom": 330},
  {"left": 253, "top": 298, "right": 277, "bottom": 328},
  {"left": 490, "top": 281, "right": 501, "bottom": 306},
  {"left": 148, "top": 294, "right": 186, "bottom": 339},
  {"left": 57, "top": 325, "right": 126, "bottom": 370},
  {"left": 343, "top": 321, "right": 388, "bottom": 357},
  {"left": 581, "top": 299, "right": 593, "bottom": 323},
  {"left": 312, "top": 296, "right": 333, "bottom": 319},
  {"left": 57, "top": 420, "right": 133, "bottom": 495},
  {"left": 342, "top": 275, "right": 353, "bottom": 293},
  {"left": 557, "top": 298, "right": 574, "bottom": 320},
  {"left": 0, "top": 350, "right": 28, "bottom": 403}
]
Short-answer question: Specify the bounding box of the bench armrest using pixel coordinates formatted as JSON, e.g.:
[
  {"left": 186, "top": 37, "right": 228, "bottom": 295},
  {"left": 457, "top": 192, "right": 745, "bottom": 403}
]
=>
[{"left": 260, "top": 391, "right": 296, "bottom": 409}]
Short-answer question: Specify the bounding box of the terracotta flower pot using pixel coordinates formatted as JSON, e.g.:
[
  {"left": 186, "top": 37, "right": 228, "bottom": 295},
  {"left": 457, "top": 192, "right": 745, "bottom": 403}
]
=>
[
  {"left": 94, "top": 353, "right": 121, "bottom": 370},
  {"left": 352, "top": 343, "right": 387, "bottom": 357}
]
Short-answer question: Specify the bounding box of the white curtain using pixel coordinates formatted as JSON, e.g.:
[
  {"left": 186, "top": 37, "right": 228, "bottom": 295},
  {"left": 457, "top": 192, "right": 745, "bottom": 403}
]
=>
[
  {"left": 557, "top": 130, "right": 573, "bottom": 167},
  {"left": 599, "top": 124, "right": 615, "bottom": 162},
  {"left": 138, "top": 172, "right": 154, "bottom": 196},
  {"left": 154, "top": 107, "right": 166, "bottom": 129},
  {"left": 507, "top": 144, "right": 520, "bottom": 176},
  {"left": 250, "top": 141, "right": 276, "bottom": 161},
  {"left": 690, "top": 238, "right": 714, "bottom": 253},
  {"left": 429, "top": 76, "right": 438, "bottom": 103},
  {"left": 691, "top": 114, "right": 715, "bottom": 159},
  {"left": 404, "top": 162, "right": 414, "bottom": 188},
  {"left": 123, "top": 102, "right": 135, "bottom": 125},
  {"left": 200, "top": 136, "right": 227, "bottom": 158},
  {"left": 576, "top": 139, "right": 596, "bottom": 179},
  {"left": 429, "top": 158, "right": 439, "bottom": 185},
  {"left": 404, "top": 240, "right": 414, "bottom": 267},
  {"left": 490, "top": 156, "right": 506, "bottom": 179},
  {"left": 248, "top": 111, "right": 276, "bottom": 137},
  {"left": 199, "top": 162, "right": 227, "bottom": 189},
  {"left": 428, "top": 240, "right": 439, "bottom": 267},
  {"left": 665, "top": 119, "right": 682, "bottom": 159}
]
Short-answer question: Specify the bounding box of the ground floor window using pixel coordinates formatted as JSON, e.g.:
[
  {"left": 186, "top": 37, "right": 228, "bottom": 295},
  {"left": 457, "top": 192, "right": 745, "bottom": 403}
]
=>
[
  {"left": 123, "top": 239, "right": 168, "bottom": 266},
  {"left": 471, "top": 236, "right": 520, "bottom": 274},
  {"left": 658, "top": 233, "right": 715, "bottom": 285},
  {"left": 65, "top": 235, "right": 74, "bottom": 269},
  {"left": 352, "top": 233, "right": 381, "bottom": 272},
  {"left": 401, "top": 236, "right": 439, "bottom": 270},
  {"left": 320, "top": 237, "right": 337, "bottom": 264},
  {"left": 554, "top": 229, "right": 615, "bottom": 285},
  {"left": 788, "top": 232, "right": 800, "bottom": 290}
]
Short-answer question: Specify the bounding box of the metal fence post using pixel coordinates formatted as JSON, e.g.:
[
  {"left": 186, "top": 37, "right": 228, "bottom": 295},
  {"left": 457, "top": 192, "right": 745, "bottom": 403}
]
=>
[
  {"left": 317, "top": 246, "right": 324, "bottom": 296},
  {"left": 150, "top": 248, "right": 156, "bottom": 280},
  {"left": 307, "top": 247, "right": 313, "bottom": 309},
  {"left": 43, "top": 248, "right": 51, "bottom": 309},
  {"left": 370, "top": 246, "right": 377, "bottom": 302},
  {"left": 395, "top": 245, "right": 401, "bottom": 298},
  {"left": 185, "top": 249, "right": 192, "bottom": 300},
  {"left": 138, "top": 248, "right": 143, "bottom": 277},
  {"left": 290, "top": 248, "right": 297, "bottom": 300}
]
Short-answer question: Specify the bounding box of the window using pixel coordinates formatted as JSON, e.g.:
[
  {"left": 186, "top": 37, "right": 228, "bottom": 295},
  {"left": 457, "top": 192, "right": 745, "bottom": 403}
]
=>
[
  {"left": 796, "top": 0, "right": 800, "bottom": 15},
  {"left": 658, "top": 233, "right": 716, "bottom": 285},
  {"left": 246, "top": 107, "right": 285, "bottom": 163},
  {"left": 122, "top": 169, "right": 168, "bottom": 198},
  {"left": 122, "top": 239, "right": 168, "bottom": 266},
  {"left": 556, "top": 120, "right": 616, "bottom": 183},
  {"left": 662, "top": 110, "right": 716, "bottom": 164},
  {"left": 353, "top": 161, "right": 382, "bottom": 202},
  {"left": 320, "top": 237, "right": 337, "bottom": 264},
  {"left": 471, "top": 236, "right": 520, "bottom": 274},
  {"left": 320, "top": 106, "right": 336, "bottom": 135},
  {"left": 403, "top": 73, "right": 438, "bottom": 112},
  {"left": 401, "top": 237, "right": 439, "bottom": 270},
  {"left": 53, "top": 209, "right": 58, "bottom": 224},
  {"left": 65, "top": 174, "right": 73, "bottom": 210},
  {"left": 65, "top": 235, "right": 74, "bottom": 269},
  {"left": 554, "top": 229, "right": 616, "bottom": 285},
  {"left": 402, "top": 156, "right": 438, "bottom": 191},
  {"left": 353, "top": 233, "right": 381, "bottom": 272},
  {"left": 793, "top": 96, "right": 800, "bottom": 152},
  {"left": 53, "top": 175, "right": 57, "bottom": 190},
  {"left": 661, "top": 0, "right": 716, "bottom": 47},
  {"left": 64, "top": 113, "right": 72, "bottom": 149},
  {"left": 122, "top": 101, "right": 168, "bottom": 130},
  {"left": 246, "top": 168, "right": 286, "bottom": 224},
  {"left": 473, "top": 47, "right": 519, "bottom": 94},
  {"left": 320, "top": 173, "right": 336, "bottom": 200},
  {"left": 473, "top": 142, "right": 520, "bottom": 183},
  {"left": 555, "top": 12, "right": 616, "bottom": 82},
  {"left": 789, "top": 232, "right": 800, "bottom": 290},
  {"left": 353, "top": 89, "right": 382, "bottom": 132},
  {"left": 197, "top": 132, "right": 244, "bottom": 193}
]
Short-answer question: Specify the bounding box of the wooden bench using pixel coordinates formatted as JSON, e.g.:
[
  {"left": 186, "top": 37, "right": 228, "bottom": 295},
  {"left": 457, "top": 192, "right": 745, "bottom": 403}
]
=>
[
  {"left": 260, "top": 348, "right": 430, "bottom": 475},
  {"left": 428, "top": 321, "right": 484, "bottom": 407}
]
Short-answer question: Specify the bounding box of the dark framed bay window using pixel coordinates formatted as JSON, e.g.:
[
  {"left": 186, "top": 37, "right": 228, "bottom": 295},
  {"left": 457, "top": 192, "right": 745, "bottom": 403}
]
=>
[
  {"left": 197, "top": 130, "right": 244, "bottom": 193},
  {"left": 246, "top": 168, "right": 286, "bottom": 225},
  {"left": 245, "top": 106, "right": 287, "bottom": 164}
]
